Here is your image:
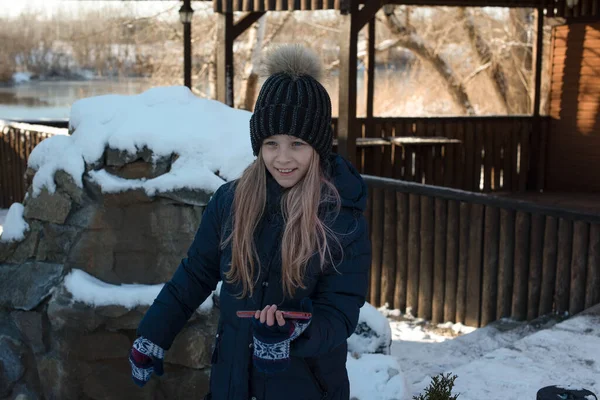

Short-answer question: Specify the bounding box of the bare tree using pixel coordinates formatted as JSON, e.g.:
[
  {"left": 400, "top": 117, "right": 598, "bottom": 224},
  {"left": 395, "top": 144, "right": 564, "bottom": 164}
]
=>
[{"left": 381, "top": 5, "right": 476, "bottom": 115}]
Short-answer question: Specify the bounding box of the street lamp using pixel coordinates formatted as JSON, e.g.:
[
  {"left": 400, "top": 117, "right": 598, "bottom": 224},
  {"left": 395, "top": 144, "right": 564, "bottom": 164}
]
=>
[
  {"left": 179, "top": 1, "right": 194, "bottom": 88},
  {"left": 179, "top": 2, "right": 194, "bottom": 23}
]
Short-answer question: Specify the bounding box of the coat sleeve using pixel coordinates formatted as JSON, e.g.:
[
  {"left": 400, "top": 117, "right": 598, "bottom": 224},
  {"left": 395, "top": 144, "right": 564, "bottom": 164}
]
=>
[
  {"left": 136, "top": 184, "right": 228, "bottom": 350},
  {"left": 290, "top": 212, "right": 371, "bottom": 358}
]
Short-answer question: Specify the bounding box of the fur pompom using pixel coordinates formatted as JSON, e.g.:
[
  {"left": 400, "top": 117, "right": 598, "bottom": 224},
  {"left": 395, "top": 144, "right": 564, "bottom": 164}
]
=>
[{"left": 260, "top": 44, "right": 323, "bottom": 81}]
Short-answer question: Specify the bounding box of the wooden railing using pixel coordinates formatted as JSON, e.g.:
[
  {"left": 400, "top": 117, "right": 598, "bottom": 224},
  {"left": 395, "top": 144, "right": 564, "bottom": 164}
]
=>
[
  {"left": 333, "top": 116, "right": 549, "bottom": 193},
  {"left": 364, "top": 175, "right": 600, "bottom": 327},
  {"left": 0, "top": 115, "right": 547, "bottom": 206},
  {"left": 0, "top": 120, "right": 68, "bottom": 208}
]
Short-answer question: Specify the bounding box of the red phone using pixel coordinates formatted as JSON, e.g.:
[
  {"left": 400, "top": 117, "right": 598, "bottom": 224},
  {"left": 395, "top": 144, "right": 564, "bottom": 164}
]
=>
[{"left": 236, "top": 310, "right": 312, "bottom": 320}]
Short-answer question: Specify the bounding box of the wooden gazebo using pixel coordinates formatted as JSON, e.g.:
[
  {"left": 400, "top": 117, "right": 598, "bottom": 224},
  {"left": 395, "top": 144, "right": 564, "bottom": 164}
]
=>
[{"left": 207, "top": 0, "right": 600, "bottom": 194}]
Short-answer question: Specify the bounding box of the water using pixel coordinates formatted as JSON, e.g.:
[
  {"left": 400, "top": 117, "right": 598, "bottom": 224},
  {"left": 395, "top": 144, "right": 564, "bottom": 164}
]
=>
[{"left": 0, "top": 79, "right": 155, "bottom": 121}]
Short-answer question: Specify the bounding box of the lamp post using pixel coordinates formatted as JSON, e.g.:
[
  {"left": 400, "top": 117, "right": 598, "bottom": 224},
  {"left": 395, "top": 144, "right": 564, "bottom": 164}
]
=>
[{"left": 179, "top": 0, "right": 194, "bottom": 89}]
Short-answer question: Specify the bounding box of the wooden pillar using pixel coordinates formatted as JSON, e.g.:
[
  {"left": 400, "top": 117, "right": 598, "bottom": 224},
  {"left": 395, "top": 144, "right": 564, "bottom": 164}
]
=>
[
  {"left": 366, "top": 17, "right": 375, "bottom": 120},
  {"left": 528, "top": 7, "right": 545, "bottom": 191},
  {"left": 216, "top": 12, "right": 234, "bottom": 107},
  {"left": 338, "top": 3, "right": 359, "bottom": 166}
]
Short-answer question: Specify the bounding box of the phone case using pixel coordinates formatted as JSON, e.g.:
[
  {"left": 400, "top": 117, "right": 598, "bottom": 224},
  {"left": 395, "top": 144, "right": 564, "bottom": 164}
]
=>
[{"left": 236, "top": 310, "right": 312, "bottom": 320}]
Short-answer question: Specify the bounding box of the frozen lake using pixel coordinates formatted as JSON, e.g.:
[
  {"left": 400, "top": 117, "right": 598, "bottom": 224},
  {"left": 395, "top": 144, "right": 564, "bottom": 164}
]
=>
[{"left": 0, "top": 79, "right": 155, "bottom": 120}]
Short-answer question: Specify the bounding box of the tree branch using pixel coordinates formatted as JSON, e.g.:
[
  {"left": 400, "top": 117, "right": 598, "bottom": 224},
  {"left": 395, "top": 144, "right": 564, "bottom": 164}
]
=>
[
  {"left": 381, "top": 6, "right": 475, "bottom": 115},
  {"left": 460, "top": 8, "right": 508, "bottom": 113}
]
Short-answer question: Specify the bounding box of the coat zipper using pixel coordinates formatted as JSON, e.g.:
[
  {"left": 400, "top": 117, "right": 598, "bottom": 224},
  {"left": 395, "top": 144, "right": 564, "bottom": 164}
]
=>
[{"left": 302, "top": 359, "right": 328, "bottom": 399}]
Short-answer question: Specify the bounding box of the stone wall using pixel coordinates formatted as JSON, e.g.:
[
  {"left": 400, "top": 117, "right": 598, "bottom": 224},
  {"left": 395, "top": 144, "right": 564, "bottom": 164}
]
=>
[{"left": 0, "top": 147, "right": 219, "bottom": 400}]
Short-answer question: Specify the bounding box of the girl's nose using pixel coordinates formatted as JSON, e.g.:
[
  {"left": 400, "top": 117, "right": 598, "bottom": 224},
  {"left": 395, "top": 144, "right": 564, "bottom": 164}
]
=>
[{"left": 275, "top": 146, "right": 292, "bottom": 163}]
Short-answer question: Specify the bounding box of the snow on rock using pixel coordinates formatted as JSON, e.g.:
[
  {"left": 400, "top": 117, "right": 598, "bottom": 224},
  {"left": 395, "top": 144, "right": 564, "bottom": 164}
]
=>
[
  {"left": 0, "top": 203, "right": 29, "bottom": 242},
  {"left": 348, "top": 352, "right": 409, "bottom": 400},
  {"left": 28, "top": 86, "right": 255, "bottom": 197},
  {"left": 348, "top": 302, "right": 392, "bottom": 355},
  {"left": 63, "top": 268, "right": 215, "bottom": 313},
  {"left": 28, "top": 134, "right": 85, "bottom": 196}
]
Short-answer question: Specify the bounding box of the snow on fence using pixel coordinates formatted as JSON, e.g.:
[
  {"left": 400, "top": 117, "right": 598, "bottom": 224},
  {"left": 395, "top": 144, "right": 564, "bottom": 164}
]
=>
[
  {"left": 364, "top": 175, "right": 600, "bottom": 327},
  {"left": 0, "top": 120, "right": 68, "bottom": 208}
]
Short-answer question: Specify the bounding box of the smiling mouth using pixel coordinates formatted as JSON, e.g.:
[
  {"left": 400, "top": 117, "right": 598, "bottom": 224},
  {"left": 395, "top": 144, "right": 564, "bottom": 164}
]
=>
[{"left": 276, "top": 168, "right": 297, "bottom": 176}]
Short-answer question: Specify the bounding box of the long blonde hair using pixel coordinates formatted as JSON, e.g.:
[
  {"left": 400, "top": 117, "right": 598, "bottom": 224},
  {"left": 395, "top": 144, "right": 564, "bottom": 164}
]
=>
[{"left": 223, "top": 149, "right": 341, "bottom": 299}]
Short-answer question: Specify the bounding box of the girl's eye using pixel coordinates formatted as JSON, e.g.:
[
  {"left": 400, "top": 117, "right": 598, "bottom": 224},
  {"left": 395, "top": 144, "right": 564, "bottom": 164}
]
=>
[
  {"left": 293, "top": 141, "right": 306, "bottom": 147},
  {"left": 264, "top": 141, "right": 277, "bottom": 146}
]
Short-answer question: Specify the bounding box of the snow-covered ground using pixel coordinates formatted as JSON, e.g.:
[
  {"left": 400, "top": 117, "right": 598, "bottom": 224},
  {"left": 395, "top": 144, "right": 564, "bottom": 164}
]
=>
[{"left": 388, "top": 309, "right": 600, "bottom": 399}]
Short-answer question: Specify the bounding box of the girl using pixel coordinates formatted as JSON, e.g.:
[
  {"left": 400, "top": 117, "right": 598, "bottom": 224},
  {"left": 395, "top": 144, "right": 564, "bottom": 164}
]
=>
[{"left": 129, "top": 44, "right": 371, "bottom": 400}]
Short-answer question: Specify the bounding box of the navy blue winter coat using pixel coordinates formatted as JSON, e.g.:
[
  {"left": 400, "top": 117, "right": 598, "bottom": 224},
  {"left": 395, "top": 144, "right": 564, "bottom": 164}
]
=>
[{"left": 137, "top": 154, "right": 371, "bottom": 400}]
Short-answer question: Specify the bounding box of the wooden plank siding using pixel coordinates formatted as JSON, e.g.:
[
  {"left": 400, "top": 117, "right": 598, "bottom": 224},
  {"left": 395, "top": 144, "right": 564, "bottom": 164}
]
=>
[
  {"left": 364, "top": 175, "right": 600, "bottom": 327},
  {"left": 546, "top": 22, "right": 600, "bottom": 191}
]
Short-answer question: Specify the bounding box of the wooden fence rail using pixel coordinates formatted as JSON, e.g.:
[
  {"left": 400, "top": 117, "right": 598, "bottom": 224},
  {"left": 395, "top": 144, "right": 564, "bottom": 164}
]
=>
[
  {"left": 0, "top": 120, "right": 67, "bottom": 209},
  {"left": 364, "top": 175, "right": 600, "bottom": 327}
]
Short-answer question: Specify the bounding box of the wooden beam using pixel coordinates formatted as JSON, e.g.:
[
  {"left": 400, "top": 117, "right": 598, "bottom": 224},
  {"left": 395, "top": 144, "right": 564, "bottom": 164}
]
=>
[
  {"left": 529, "top": 8, "right": 545, "bottom": 191},
  {"left": 532, "top": 8, "right": 544, "bottom": 117},
  {"left": 337, "top": 4, "right": 359, "bottom": 165},
  {"left": 216, "top": 12, "right": 234, "bottom": 107},
  {"left": 366, "top": 16, "right": 376, "bottom": 119},
  {"left": 233, "top": 12, "right": 266, "bottom": 39},
  {"left": 383, "top": 0, "right": 545, "bottom": 7},
  {"left": 355, "top": 0, "right": 383, "bottom": 31}
]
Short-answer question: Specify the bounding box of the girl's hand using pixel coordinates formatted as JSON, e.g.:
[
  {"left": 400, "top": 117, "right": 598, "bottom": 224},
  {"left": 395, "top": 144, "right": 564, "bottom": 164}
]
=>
[{"left": 254, "top": 304, "right": 286, "bottom": 327}]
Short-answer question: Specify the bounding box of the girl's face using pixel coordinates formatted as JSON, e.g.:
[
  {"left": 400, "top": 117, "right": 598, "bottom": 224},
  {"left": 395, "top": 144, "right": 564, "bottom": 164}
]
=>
[{"left": 261, "top": 135, "right": 315, "bottom": 188}]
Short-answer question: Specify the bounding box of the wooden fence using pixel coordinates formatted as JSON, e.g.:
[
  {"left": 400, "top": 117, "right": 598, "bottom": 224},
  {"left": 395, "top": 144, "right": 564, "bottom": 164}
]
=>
[
  {"left": 333, "top": 116, "right": 549, "bottom": 193},
  {"left": 0, "top": 120, "right": 67, "bottom": 208},
  {"left": 364, "top": 175, "right": 600, "bottom": 327}
]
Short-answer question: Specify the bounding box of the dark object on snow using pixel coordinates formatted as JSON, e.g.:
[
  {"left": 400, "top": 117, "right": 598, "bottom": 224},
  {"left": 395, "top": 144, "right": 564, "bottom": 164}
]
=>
[{"left": 537, "top": 386, "right": 598, "bottom": 400}]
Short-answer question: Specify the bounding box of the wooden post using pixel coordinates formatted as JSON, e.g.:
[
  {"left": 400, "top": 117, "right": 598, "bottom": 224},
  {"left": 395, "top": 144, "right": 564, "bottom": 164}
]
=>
[
  {"left": 539, "top": 216, "right": 558, "bottom": 316},
  {"left": 555, "top": 218, "right": 573, "bottom": 315},
  {"left": 465, "top": 204, "right": 484, "bottom": 327},
  {"left": 370, "top": 187, "right": 384, "bottom": 306},
  {"left": 528, "top": 8, "right": 545, "bottom": 191},
  {"left": 444, "top": 200, "right": 459, "bottom": 322},
  {"left": 569, "top": 221, "right": 589, "bottom": 315},
  {"left": 527, "top": 213, "right": 545, "bottom": 320},
  {"left": 512, "top": 211, "right": 531, "bottom": 320},
  {"left": 394, "top": 192, "right": 409, "bottom": 312},
  {"left": 586, "top": 223, "right": 600, "bottom": 309},
  {"left": 216, "top": 12, "right": 234, "bottom": 106},
  {"left": 380, "top": 188, "right": 397, "bottom": 307},
  {"left": 481, "top": 206, "right": 500, "bottom": 326},
  {"left": 337, "top": 5, "right": 358, "bottom": 166},
  {"left": 497, "top": 209, "right": 515, "bottom": 319},
  {"left": 364, "top": 185, "right": 372, "bottom": 301},
  {"left": 407, "top": 194, "right": 421, "bottom": 315},
  {"left": 456, "top": 202, "right": 470, "bottom": 323},
  {"left": 418, "top": 196, "right": 434, "bottom": 320},
  {"left": 366, "top": 17, "right": 375, "bottom": 119},
  {"left": 432, "top": 198, "right": 448, "bottom": 324}
]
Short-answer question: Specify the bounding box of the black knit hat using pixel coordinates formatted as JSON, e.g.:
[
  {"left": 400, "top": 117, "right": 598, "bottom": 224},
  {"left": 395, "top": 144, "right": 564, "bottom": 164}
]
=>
[{"left": 250, "top": 44, "right": 333, "bottom": 161}]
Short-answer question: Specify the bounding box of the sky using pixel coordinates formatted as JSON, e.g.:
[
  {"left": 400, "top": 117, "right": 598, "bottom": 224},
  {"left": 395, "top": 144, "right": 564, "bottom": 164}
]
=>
[{"left": 0, "top": 0, "right": 211, "bottom": 21}]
